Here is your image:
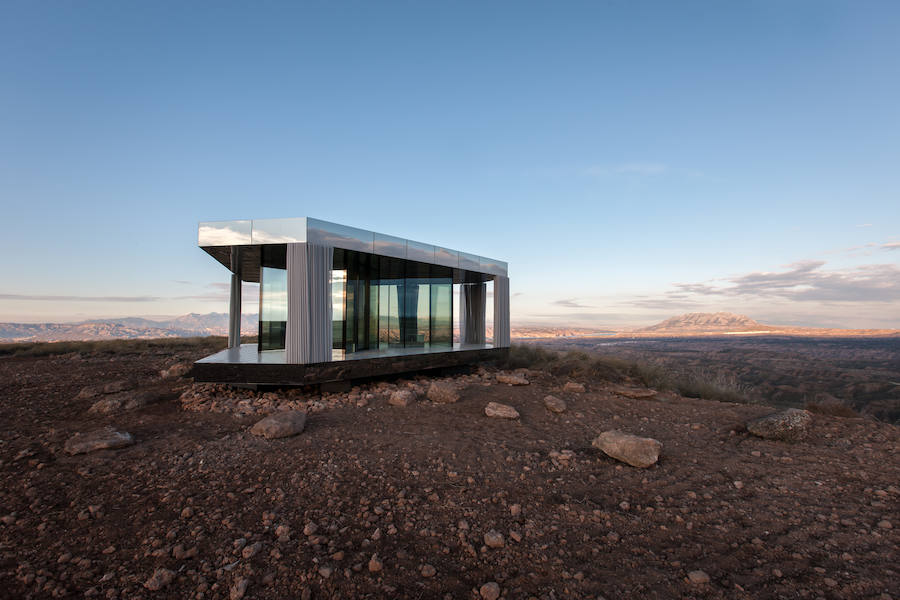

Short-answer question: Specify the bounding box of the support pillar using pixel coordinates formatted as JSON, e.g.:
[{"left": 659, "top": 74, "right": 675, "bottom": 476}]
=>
[{"left": 227, "top": 246, "right": 242, "bottom": 349}]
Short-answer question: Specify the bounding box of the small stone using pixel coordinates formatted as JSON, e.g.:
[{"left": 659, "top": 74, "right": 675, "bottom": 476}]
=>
[
  {"left": 426, "top": 382, "right": 460, "bottom": 404},
  {"left": 161, "top": 362, "right": 192, "bottom": 379},
  {"left": 824, "top": 578, "right": 838, "bottom": 588},
  {"left": 420, "top": 564, "right": 436, "bottom": 577},
  {"left": 230, "top": 578, "right": 249, "bottom": 600},
  {"left": 592, "top": 430, "right": 661, "bottom": 468},
  {"left": 484, "top": 402, "right": 519, "bottom": 419},
  {"left": 242, "top": 542, "right": 262, "bottom": 559},
  {"left": 510, "top": 503, "right": 522, "bottom": 517},
  {"left": 687, "top": 570, "right": 710, "bottom": 584},
  {"left": 368, "top": 554, "right": 383, "bottom": 573},
  {"left": 64, "top": 428, "right": 134, "bottom": 455},
  {"left": 733, "top": 481, "right": 744, "bottom": 489},
  {"left": 484, "top": 530, "right": 505, "bottom": 548},
  {"left": 496, "top": 373, "right": 529, "bottom": 386},
  {"left": 389, "top": 390, "right": 416, "bottom": 407},
  {"left": 563, "top": 381, "right": 586, "bottom": 393},
  {"left": 480, "top": 581, "right": 501, "bottom": 600},
  {"left": 303, "top": 522, "right": 318, "bottom": 536},
  {"left": 609, "top": 384, "right": 656, "bottom": 399},
  {"left": 181, "top": 506, "right": 194, "bottom": 518},
  {"left": 543, "top": 395, "right": 567, "bottom": 413},
  {"left": 318, "top": 566, "right": 333, "bottom": 578},
  {"left": 746, "top": 408, "right": 812, "bottom": 442},
  {"left": 103, "top": 380, "right": 132, "bottom": 394},
  {"left": 878, "top": 520, "right": 892, "bottom": 529},
  {"left": 250, "top": 411, "right": 307, "bottom": 439},
  {"left": 143, "top": 568, "right": 175, "bottom": 591}
]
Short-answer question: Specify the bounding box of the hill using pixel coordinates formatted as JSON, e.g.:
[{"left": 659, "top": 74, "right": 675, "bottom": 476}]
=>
[{"left": 638, "top": 312, "right": 774, "bottom": 333}]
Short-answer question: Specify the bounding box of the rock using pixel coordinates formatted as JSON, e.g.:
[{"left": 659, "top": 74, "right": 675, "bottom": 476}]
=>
[
  {"left": 543, "top": 395, "right": 567, "bottom": 413},
  {"left": 592, "top": 430, "right": 661, "bottom": 468},
  {"left": 88, "top": 397, "right": 124, "bottom": 415},
  {"left": 389, "top": 390, "right": 416, "bottom": 407},
  {"left": 103, "top": 380, "right": 132, "bottom": 394},
  {"left": 420, "top": 564, "right": 436, "bottom": 577},
  {"left": 368, "top": 554, "right": 383, "bottom": 573},
  {"left": 687, "top": 570, "right": 710, "bottom": 584},
  {"left": 484, "top": 402, "right": 519, "bottom": 419},
  {"left": 89, "top": 391, "right": 156, "bottom": 414},
  {"left": 161, "top": 362, "right": 192, "bottom": 379},
  {"left": 480, "top": 581, "right": 501, "bottom": 600},
  {"left": 426, "top": 382, "right": 460, "bottom": 404},
  {"left": 878, "top": 520, "right": 892, "bottom": 529},
  {"left": 563, "top": 382, "right": 585, "bottom": 393},
  {"left": 484, "top": 530, "right": 505, "bottom": 548},
  {"left": 609, "top": 385, "right": 657, "bottom": 399},
  {"left": 64, "top": 428, "right": 134, "bottom": 455},
  {"left": 143, "top": 568, "right": 175, "bottom": 591},
  {"left": 230, "top": 578, "right": 248, "bottom": 600},
  {"left": 496, "top": 373, "right": 529, "bottom": 386},
  {"left": 250, "top": 411, "right": 307, "bottom": 439},
  {"left": 746, "top": 408, "right": 812, "bottom": 442},
  {"left": 75, "top": 385, "right": 103, "bottom": 400}
]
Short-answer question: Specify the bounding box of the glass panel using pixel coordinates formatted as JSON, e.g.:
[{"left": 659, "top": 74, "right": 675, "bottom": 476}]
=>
[
  {"left": 252, "top": 217, "right": 307, "bottom": 244},
  {"left": 259, "top": 245, "right": 287, "bottom": 351},
  {"left": 259, "top": 265, "right": 287, "bottom": 351},
  {"left": 430, "top": 281, "right": 452, "bottom": 347},
  {"left": 332, "top": 269, "right": 346, "bottom": 350}
]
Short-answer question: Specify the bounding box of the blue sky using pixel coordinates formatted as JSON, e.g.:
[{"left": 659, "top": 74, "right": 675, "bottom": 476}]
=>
[{"left": 1, "top": 1, "right": 898, "bottom": 328}]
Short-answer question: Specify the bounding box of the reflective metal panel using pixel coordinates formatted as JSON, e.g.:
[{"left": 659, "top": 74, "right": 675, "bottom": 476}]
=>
[
  {"left": 374, "top": 233, "right": 407, "bottom": 259},
  {"left": 434, "top": 246, "right": 459, "bottom": 269},
  {"left": 458, "top": 251, "right": 481, "bottom": 272},
  {"left": 307, "top": 218, "right": 374, "bottom": 252},
  {"left": 406, "top": 239, "right": 435, "bottom": 264},
  {"left": 251, "top": 217, "right": 307, "bottom": 244},
  {"left": 478, "top": 257, "right": 508, "bottom": 277},
  {"left": 198, "top": 220, "right": 252, "bottom": 246}
]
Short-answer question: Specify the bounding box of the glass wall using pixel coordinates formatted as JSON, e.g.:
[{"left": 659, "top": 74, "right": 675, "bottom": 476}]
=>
[
  {"left": 333, "top": 248, "right": 453, "bottom": 354},
  {"left": 259, "top": 245, "right": 287, "bottom": 351}
]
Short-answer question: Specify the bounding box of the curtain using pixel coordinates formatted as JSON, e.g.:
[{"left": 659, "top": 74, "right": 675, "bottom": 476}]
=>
[
  {"left": 462, "top": 282, "right": 486, "bottom": 344},
  {"left": 493, "top": 275, "right": 510, "bottom": 348},
  {"left": 286, "top": 243, "right": 333, "bottom": 363}
]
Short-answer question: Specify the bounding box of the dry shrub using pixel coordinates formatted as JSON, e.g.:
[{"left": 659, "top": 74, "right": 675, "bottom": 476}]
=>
[
  {"left": 0, "top": 336, "right": 237, "bottom": 358},
  {"left": 804, "top": 400, "right": 859, "bottom": 418}
]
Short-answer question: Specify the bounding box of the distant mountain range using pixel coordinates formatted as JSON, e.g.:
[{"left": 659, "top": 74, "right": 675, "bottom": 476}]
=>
[
  {"left": 1, "top": 311, "right": 896, "bottom": 344},
  {"left": 0, "top": 313, "right": 259, "bottom": 343},
  {"left": 637, "top": 312, "right": 773, "bottom": 333}
]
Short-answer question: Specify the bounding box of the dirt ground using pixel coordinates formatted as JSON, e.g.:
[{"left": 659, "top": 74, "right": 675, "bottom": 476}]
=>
[{"left": 1, "top": 345, "right": 898, "bottom": 599}]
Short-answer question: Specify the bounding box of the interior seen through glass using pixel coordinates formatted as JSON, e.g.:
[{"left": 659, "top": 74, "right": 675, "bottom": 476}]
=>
[{"left": 257, "top": 245, "right": 480, "bottom": 354}]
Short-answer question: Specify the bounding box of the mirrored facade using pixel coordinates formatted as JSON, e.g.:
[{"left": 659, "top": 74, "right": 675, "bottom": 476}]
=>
[{"left": 259, "top": 245, "right": 287, "bottom": 351}]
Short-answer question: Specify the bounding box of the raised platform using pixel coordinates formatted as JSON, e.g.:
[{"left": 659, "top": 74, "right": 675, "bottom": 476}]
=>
[{"left": 192, "top": 343, "right": 507, "bottom": 386}]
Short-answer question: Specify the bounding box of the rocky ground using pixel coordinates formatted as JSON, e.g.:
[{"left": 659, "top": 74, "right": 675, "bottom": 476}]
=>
[{"left": 1, "top": 342, "right": 898, "bottom": 599}]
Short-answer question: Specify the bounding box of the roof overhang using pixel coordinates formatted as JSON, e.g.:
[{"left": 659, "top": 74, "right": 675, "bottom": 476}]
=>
[{"left": 199, "top": 217, "right": 508, "bottom": 283}]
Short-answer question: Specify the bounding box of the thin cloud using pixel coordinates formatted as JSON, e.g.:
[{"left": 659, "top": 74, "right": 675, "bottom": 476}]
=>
[
  {"left": 882, "top": 241, "right": 900, "bottom": 251},
  {"left": 0, "top": 294, "right": 160, "bottom": 302},
  {"left": 584, "top": 162, "right": 707, "bottom": 179},
  {"left": 856, "top": 223, "right": 873, "bottom": 227},
  {"left": 552, "top": 298, "right": 591, "bottom": 308},
  {"left": 671, "top": 261, "right": 900, "bottom": 303}
]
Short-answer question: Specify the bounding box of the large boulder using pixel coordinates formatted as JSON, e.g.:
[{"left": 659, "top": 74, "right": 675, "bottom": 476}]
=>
[
  {"left": 496, "top": 373, "right": 529, "bottom": 386},
  {"left": 64, "top": 428, "right": 135, "bottom": 455},
  {"left": 746, "top": 408, "right": 812, "bottom": 441},
  {"left": 250, "top": 411, "right": 307, "bottom": 439},
  {"left": 484, "top": 402, "right": 519, "bottom": 419},
  {"left": 426, "top": 382, "right": 460, "bottom": 404},
  {"left": 592, "top": 430, "right": 661, "bottom": 468}
]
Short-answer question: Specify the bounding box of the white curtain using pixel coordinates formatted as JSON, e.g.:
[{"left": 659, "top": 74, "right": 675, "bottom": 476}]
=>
[
  {"left": 286, "top": 243, "right": 333, "bottom": 364},
  {"left": 493, "top": 275, "right": 510, "bottom": 348}
]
